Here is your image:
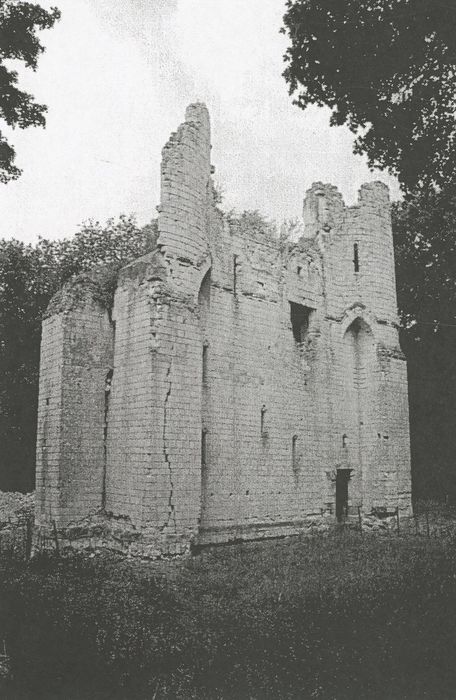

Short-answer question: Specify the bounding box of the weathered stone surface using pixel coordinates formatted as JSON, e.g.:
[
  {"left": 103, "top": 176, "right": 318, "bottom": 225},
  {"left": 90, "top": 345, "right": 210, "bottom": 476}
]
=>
[{"left": 35, "top": 104, "right": 412, "bottom": 557}]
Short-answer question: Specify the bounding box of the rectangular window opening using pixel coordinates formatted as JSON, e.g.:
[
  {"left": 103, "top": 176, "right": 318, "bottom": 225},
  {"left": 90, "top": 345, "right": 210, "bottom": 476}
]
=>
[
  {"left": 290, "top": 302, "right": 312, "bottom": 344},
  {"left": 354, "top": 243, "right": 360, "bottom": 272}
]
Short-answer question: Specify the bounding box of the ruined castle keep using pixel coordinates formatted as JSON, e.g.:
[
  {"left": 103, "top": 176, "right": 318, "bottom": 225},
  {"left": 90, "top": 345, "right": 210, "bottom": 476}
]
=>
[{"left": 35, "top": 104, "right": 412, "bottom": 555}]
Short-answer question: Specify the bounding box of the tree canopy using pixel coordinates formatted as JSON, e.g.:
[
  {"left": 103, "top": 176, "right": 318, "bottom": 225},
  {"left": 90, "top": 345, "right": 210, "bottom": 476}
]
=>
[
  {"left": 0, "top": 1, "right": 60, "bottom": 183},
  {"left": 393, "top": 190, "right": 456, "bottom": 332},
  {"left": 281, "top": 0, "right": 456, "bottom": 193},
  {"left": 392, "top": 191, "right": 456, "bottom": 499}
]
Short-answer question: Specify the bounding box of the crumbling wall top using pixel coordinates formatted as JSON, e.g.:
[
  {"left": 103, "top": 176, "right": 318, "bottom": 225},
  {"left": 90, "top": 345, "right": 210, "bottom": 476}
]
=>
[
  {"left": 44, "top": 273, "right": 112, "bottom": 319},
  {"left": 157, "top": 102, "right": 212, "bottom": 283},
  {"left": 302, "top": 180, "right": 391, "bottom": 240},
  {"left": 185, "top": 102, "right": 210, "bottom": 130},
  {"left": 358, "top": 181, "right": 390, "bottom": 205},
  {"left": 303, "top": 182, "right": 345, "bottom": 238}
]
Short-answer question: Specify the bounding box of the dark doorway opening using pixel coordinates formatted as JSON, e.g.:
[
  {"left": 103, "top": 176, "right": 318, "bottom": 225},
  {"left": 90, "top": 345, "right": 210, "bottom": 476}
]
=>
[{"left": 336, "top": 469, "right": 352, "bottom": 522}]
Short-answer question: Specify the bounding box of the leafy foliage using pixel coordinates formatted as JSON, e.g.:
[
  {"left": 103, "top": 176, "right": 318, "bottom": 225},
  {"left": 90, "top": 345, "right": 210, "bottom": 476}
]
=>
[
  {"left": 393, "top": 191, "right": 456, "bottom": 331},
  {"left": 0, "top": 1, "right": 60, "bottom": 183},
  {"left": 281, "top": 0, "right": 456, "bottom": 193},
  {"left": 392, "top": 193, "right": 456, "bottom": 498},
  {"left": 226, "top": 209, "right": 277, "bottom": 238},
  {"left": 0, "top": 216, "right": 158, "bottom": 491}
]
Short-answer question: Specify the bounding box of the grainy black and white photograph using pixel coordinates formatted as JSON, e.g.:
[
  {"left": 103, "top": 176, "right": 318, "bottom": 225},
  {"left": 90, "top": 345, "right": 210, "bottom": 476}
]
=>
[{"left": 0, "top": 1, "right": 456, "bottom": 698}]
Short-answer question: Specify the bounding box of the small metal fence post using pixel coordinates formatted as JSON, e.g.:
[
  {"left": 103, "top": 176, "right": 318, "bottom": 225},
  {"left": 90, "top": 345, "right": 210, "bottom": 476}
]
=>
[
  {"left": 357, "top": 506, "right": 363, "bottom": 538},
  {"left": 52, "top": 520, "right": 60, "bottom": 556}
]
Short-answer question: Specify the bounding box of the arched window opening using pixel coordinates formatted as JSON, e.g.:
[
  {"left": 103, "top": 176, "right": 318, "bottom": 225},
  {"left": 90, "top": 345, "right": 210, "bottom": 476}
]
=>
[
  {"left": 341, "top": 317, "right": 375, "bottom": 510},
  {"left": 198, "top": 269, "right": 211, "bottom": 311},
  {"left": 199, "top": 270, "right": 211, "bottom": 388}
]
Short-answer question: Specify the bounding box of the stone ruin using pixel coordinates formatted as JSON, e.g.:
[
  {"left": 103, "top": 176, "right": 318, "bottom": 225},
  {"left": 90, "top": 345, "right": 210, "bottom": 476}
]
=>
[{"left": 34, "top": 103, "right": 412, "bottom": 556}]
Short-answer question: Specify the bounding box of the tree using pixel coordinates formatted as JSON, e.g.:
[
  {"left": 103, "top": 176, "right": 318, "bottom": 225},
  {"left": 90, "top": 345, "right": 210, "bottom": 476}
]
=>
[
  {"left": 0, "top": 1, "right": 60, "bottom": 183},
  {"left": 393, "top": 192, "right": 456, "bottom": 499},
  {"left": 281, "top": 0, "right": 456, "bottom": 193},
  {"left": 0, "top": 239, "right": 48, "bottom": 491},
  {"left": 226, "top": 209, "right": 277, "bottom": 239},
  {"left": 0, "top": 216, "right": 158, "bottom": 492}
]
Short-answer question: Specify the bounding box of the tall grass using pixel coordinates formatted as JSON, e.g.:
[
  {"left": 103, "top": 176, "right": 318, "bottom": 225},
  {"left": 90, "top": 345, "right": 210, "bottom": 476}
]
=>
[{"left": 1, "top": 531, "right": 456, "bottom": 699}]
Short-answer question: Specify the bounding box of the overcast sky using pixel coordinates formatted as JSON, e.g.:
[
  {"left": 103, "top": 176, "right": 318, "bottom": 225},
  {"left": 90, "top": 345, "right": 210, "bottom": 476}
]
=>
[{"left": 0, "top": 0, "right": 400, "bottom": 243}]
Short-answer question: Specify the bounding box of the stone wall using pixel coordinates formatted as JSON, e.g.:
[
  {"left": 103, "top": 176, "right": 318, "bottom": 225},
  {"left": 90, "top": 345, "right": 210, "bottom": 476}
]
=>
[
  {"left": 35, "top": 277, "right": 114, "bottom": 527},
  {"left": 35, "top": 104, "right": 412, "bottom": 556}
]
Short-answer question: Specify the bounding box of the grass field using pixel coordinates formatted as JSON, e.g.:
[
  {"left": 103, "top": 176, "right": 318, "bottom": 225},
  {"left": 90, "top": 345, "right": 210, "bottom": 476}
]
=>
[{"left": 1, "top": 528, "right": 456, "bottom": 699}]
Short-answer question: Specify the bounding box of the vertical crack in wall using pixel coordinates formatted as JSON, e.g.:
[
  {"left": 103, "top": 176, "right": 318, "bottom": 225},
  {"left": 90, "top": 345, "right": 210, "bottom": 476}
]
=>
[
  {"left": 161, "top": 346, "right": 177, "bottom": 532},
  {"left": 102, "top": 369, "right": 113, "bottom": 511}
]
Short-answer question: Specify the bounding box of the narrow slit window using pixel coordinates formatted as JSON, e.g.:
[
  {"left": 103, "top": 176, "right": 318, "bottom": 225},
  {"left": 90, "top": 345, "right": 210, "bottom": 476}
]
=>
[
  {"left": 202, "top": 344, "right": 208, "bottom": 384},
  {"left": 353, "top": 243, "right": 359, "bottom": 272},
  {"left": 201, "top": 429, "right": 207, "bottom": 468},
  {"left": 292, "top": 435, "right": 298, "bottom": 471},
  {"left": 261, "top": 405, "right": 267, "bottom": 436},
  {"left": 233, "top": 255, "right": 238, "bottom": 294}
]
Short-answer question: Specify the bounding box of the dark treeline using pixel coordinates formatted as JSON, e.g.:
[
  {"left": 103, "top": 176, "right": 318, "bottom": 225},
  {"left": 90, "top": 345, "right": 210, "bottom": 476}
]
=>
[{"left": 393, "top": 190, "right": 456, "bottom": 500}]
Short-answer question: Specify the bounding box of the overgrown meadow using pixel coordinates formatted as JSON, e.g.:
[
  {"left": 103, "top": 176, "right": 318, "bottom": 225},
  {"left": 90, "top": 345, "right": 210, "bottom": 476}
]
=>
[{"left": 1, "top": 527, "right": 456, "bottom": 699}]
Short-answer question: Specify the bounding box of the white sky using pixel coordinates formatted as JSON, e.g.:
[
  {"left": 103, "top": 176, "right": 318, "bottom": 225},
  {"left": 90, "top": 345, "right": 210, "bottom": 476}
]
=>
[{"left": 0, "top": 0, "right": 400, "bottom": 243}]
